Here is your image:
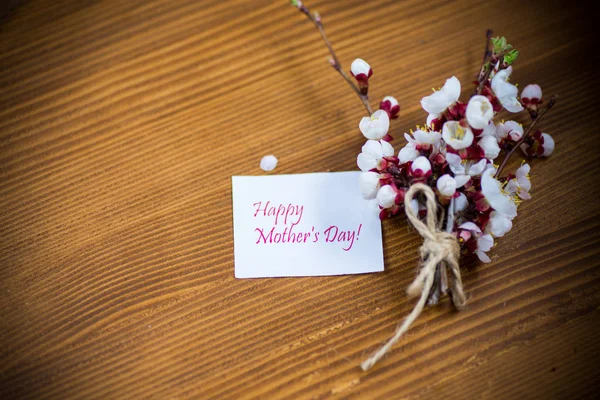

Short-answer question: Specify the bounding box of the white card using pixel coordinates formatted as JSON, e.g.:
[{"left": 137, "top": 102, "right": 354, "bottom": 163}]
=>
[{"left": 232, "top": 171, "right": 384, "bottom": 278}]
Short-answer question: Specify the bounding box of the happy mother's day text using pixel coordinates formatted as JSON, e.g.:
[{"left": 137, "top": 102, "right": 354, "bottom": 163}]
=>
[{"left": 252, "top": 201, "right": 362, "bottom": 251}]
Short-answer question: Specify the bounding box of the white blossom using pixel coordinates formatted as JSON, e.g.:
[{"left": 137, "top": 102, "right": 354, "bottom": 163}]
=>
[
  {"left": 260, "top": 155, "right": 278, "bottom": 171},
  {"left": 446, "top": 153, "right": 486, "bottom": 187},
  {"left": 458, "top": 222, "right": 494, "bottom": 263},
  {"left": 359, "top": 172, "right": 381, "bottom": 200},
  {"left": 466, "top": 95, "right": 494, "bottom": 129},
  {"left": 420, "top": 76, "right": 461, "bottom": 114},
  {"left": 404, "top": 130, "right": 442, "bottom": 151},
  {"left": 442, "top": 121, "right": 474, "bottom": 150},
  {"left": 491, "top": 66, "right": 524, "bottom": 113},
  {"left": 506, "top": 163, "right": 531, "bottom": 200},
  {"left": 496, "top": 121, "right": 524, "bottom": 141},
  {"left": 398, "top": 144, "right": 420, "bottom": 163},
  {"left": 487, "top": 211, "right": 513, "bottom": 237},
  {"left": 359, "top": 109, "right": 390, "bottom": 140},
  {"left": 376, "top": 185, "right": 396, "bottom": 208},
  {"left": 357, "top": 139, "right": 394, "bottom": 171},
  {"left": 436, "top": 174, "right": 457, "bottom": 197},
  {"left": 478, "top": 135, "right": 501, "bottom": 160},
  {"left": 481, "top": 168, "right": 517, "bottom": 219},
  {"left": 447, "top": 153, "right": 487, "bottom": 177}
]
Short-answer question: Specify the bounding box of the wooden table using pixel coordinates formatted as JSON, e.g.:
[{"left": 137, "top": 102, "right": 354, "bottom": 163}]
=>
[{"left": 1, "top": 0, "right": 598, "bottom": 398}]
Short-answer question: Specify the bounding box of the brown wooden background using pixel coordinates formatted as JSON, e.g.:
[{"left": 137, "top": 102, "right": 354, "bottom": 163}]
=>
[{"left": 1, "top": 0, "right": 599, "bottom": 398}]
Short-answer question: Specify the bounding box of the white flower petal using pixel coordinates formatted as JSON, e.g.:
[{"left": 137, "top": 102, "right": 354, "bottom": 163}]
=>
[
  {"left": 350, "top": 58, "right": 371, "bottom": 77},
  {"left": 481, "top": 169, "right": 517, "bottom": 218},
  {"left": 475, "top": 249, "right": 492, "bottom": 263},
  {"left": 357, "top": 153, "right": 376, "bottom": 172},
  {"left": 260, "top": 155, "right": 278, "bottom": 171},
  {"left": 491, "top": 66, "right": 524, "bottom": 113},
  {"left": 481, "top": 121, "right": 497, "bottom": 137},
  {"left": 436, "top": 174, "right": 457, "bottom": 197},
  {"left": 487, "top": 211, "right": 513, "bottom": 237},
  {"left": 469, "top": 159, "right": 488, "bottom": 176},
  {"left": 454, "top": 193, "right": 469, "bottom": 212},
  {"left": 421, "top": 91, "right": 450, "bottom": 114},
  {"left": 443, "top": 76, "right": 461, "bottom": 103},
  {"left": 454, "top": 174, "right": 470, "bottom": 188},
  {"left": 459, "top": 221, "right": 481, "bottom": 234},
  {"left": 381, "top": 140, "right": 394, "bottom": 157},
  {"left": 478, "top": 135, "right": 501, "bottom": 160},
  {"left": 359, "top": 110, "right": 390, "bottom": 140},
  {"left": 398, "top": 145, "right": 419, "bottom": 164},
  {"left": 359, "top": 172, "right": 381, "bottom": 199},
  {"left": 477, "top": 234, "right": 494, "bottom": 252},
  {"left": 420, "top": 76, "right": 461, "bottom": 114}
]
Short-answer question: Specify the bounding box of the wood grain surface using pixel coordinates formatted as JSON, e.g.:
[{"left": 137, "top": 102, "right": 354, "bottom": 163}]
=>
[{"left": 1, "top": 0, "right": 599, "bottom": 398}]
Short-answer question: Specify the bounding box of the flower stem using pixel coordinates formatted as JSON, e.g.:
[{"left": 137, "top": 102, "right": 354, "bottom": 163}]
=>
[
  {"left": 296, "top": 4, "right": 373, "bottom": 114},
  {"left": 494, "top": 95, "right": 557, "bottom": 178}
]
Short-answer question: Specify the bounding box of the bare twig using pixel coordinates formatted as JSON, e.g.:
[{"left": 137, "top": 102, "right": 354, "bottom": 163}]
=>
[
  {"left": 494, "top": 96, "right": 557, "bottom": 178},
  {"left": 295, "top": 3, "right": 373, "bottom": 114},
  {"left": 474, "top": 30, "right": 493, "bottom": 95}
]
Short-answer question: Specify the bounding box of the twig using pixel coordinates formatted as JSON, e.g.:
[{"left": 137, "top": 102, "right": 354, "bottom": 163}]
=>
[
  {"left": 494, "top": 96, "right": 557, "bottom": 178},
  {"left": 474, "top": 30, "right": 493, "bottom": 95},
  {"left": 427, "top": 197, "right": 455, "bottom": 305},
  {"left": 295, "top": 3, "right": 373, "bottom": 114}
]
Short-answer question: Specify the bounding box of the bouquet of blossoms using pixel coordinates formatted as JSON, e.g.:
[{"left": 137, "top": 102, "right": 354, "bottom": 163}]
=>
[{"left": 291, "top": 1, "right": 555, "bottom": 370}]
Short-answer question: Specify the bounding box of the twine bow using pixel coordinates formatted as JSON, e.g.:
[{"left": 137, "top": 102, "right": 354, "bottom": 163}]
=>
[{"left": 361, "top": 183, "right": 466, "bottom": 371}]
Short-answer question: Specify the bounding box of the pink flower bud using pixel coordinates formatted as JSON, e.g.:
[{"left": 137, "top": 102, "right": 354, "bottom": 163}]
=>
[
  {"left": 521, "top": 84, "right": 542, "bottom": 105},
  {"left": 380, "top": 96, "right": 400, "bottom": 119},
  {"left": 521, "top": 84, "right": 543, "bottom": 118},
  {"left": 350, "top": 58, "right": 372, "bottom": 80},
  {"left": 350, "top": 58, "right": 372, "bottom": 95},
  {"left": 410, "top": 156, "right": 432, "bottom": 178},
  {"left": 541, "top": 133, "right": 555, "bottom": 156},
  {"left": 436, "top": 174, "right": 457, "bottom": 197},
  {"left": 376, "top": 184, "right": 397, "bottom": 208}
]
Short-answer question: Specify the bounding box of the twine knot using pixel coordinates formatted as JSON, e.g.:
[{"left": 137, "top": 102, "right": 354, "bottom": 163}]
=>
[{"left": 361, "top": 183, "right": 466, "bottom": 371}]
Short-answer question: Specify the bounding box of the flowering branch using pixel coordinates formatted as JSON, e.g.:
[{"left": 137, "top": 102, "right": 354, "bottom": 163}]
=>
[
  {"left": 291, "top": 1, "right": 373, "bottom": 114},
  {"left": 495, "top": 95, "right": 556, "bottom": 177},
  {"left": 290, "top": 0, "right": 558, "bottom": 369}
]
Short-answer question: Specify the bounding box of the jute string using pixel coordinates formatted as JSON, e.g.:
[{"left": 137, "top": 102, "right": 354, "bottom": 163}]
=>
[{"left": 361, "top": 183, "right": 466, "bottom": 371}]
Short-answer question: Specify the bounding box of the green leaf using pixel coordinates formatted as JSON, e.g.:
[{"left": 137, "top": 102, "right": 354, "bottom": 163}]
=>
[
  {"left": 504, "top": 49, "right": 519, "bottom": 65},
  {"left": 290, "top": 0, "right": 300, "bottom": 6}
]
